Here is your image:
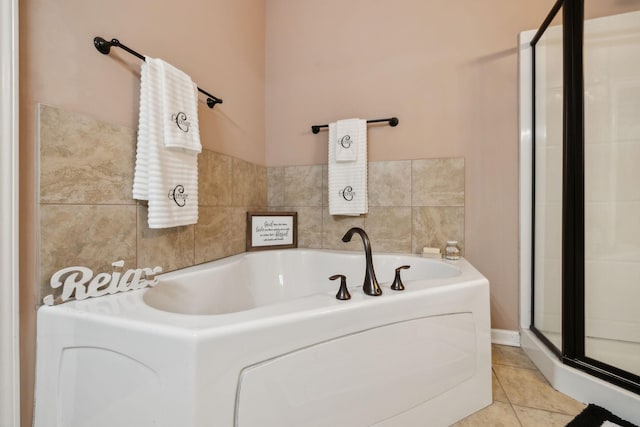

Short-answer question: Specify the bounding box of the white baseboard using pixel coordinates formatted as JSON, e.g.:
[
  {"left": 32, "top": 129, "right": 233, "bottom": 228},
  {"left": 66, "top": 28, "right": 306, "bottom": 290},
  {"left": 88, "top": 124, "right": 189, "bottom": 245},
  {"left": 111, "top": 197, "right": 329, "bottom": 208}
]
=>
[{"left": 491, "top": 329, "right": 521, "bottom": 347}]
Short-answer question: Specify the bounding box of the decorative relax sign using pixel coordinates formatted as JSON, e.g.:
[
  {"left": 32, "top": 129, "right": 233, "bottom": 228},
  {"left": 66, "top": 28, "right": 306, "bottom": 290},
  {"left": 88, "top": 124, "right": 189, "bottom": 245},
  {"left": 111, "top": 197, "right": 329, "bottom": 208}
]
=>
[
  {"left": 246, "top": 211, "right": 298, "bottom": 251},
  {"left": 43, "top": 260, "right": 163, "bottom": 306}
]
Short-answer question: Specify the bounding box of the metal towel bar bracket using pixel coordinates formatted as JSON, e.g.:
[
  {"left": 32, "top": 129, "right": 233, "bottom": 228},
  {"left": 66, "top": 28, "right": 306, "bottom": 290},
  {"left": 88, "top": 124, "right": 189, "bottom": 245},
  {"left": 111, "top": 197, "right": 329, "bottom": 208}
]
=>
[{"left": 93, "top": 36, "right": 223, "bottom": 109}]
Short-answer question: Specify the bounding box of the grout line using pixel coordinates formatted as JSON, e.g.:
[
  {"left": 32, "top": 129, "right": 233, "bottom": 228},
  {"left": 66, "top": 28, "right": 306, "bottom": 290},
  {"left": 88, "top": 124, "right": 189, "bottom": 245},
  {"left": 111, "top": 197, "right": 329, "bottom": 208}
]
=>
[
  {"left": 491, "top": 366, "right": 513, "bottom": 405},
  {"left": 492, "top": 360, "right": 539, "bottom": 371},
  {"left": 192, "top": 217, "right": 196, "bottom": 265},
  {"left": 135, "top": 204, "right": 139, "bottom": 268},
  {"left": 410, "top": 159, "right": 415, "bottom": 254},
  {"left": 491, "top": 364, "right": 523, "bottom": 426},
  {"left": 510, "top": 402, "right": 584, "bottom": 418},
  {"left": 493, "top": 362, "right": 585, "bottom": 419},
  {"left": 40, "top": 202, "right": 137, "bottom": 206},
  {"left": 510, "top": 402, "right": 525, "bottom": 426}
]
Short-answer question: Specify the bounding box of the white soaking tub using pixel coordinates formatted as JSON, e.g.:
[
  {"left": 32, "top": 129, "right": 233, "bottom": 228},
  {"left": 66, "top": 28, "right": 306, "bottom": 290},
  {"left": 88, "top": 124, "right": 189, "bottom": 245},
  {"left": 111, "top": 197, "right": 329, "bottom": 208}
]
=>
[{"left": 34, "top": 249, "right": 492, "bottom": 427}]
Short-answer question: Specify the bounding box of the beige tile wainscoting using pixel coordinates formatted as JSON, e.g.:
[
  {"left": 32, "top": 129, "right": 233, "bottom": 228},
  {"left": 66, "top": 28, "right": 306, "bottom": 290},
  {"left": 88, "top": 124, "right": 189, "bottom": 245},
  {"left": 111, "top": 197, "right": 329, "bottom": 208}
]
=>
[
  {"left": 267, "top": 157, "right": 465, "bottom": 254},
  {"left": 38, "top": 104, "right": 464, "bottom": 304},
  {"left": 38, "top": 104, "right": 267, "bottom": 303},
  {"left": 453, "top": 345, "right": 586, "bottom": 426}
]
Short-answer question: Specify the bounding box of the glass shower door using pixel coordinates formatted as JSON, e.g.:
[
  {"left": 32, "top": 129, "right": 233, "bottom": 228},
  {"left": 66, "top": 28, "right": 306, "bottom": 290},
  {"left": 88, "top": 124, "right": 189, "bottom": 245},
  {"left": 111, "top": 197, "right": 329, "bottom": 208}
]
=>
[
  {"left": 583, "top": 9, "right": 640, "bottom": 377},
  {"left": 532, "top": 9, "right": 564, "bottom": 352},
  {"left": 531, "top": 0, "right": 640, "bottom": 395}
]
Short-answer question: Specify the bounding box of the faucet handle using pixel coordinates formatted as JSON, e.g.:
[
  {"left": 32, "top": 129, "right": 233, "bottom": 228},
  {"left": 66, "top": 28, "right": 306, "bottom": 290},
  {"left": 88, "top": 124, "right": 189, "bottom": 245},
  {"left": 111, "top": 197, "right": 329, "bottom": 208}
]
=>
[
  {"left": 329, "top": 274, "right": 351, "bottom": 300},
  {"left": 390, "top": 265, "right": 411, "bottom": 291}
]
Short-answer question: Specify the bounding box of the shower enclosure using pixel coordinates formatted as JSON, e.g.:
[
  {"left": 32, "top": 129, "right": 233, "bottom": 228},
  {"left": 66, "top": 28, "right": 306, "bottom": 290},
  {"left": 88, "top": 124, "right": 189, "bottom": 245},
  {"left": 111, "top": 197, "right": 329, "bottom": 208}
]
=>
[{"left": 520, "top": 0, "right": 640, "bottom": 421}]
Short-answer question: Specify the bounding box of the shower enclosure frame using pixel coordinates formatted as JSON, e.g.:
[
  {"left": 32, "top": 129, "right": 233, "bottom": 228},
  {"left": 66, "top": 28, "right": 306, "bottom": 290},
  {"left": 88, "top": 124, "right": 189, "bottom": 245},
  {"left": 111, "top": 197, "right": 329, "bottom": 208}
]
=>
[{"left": 526, "top": 0, "right": 640, "bottom": 399}]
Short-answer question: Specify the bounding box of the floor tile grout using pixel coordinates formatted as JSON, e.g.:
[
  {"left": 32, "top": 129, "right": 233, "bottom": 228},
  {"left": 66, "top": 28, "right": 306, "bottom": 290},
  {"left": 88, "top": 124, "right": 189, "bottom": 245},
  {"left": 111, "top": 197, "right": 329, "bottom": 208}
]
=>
[
  {"left": 491, "top": 366, "right": 511, "bottom": 404},
  {"left": 510, "top": 405, "right": 524, "bottom": 427},
  {"left": 453, "top": 345, "right": 584, "bottom": 425},
  {"left": 492, "top": 362, "right": 538, "bottom": 370},
  {"left": 510, "top": 402, "right": 578, "bottom": 417}
]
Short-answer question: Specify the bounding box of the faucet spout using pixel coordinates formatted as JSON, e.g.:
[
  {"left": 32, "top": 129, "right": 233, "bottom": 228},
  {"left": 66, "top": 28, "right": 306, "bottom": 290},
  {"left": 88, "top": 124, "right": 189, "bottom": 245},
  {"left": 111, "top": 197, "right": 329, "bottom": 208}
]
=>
[{"left": 341, "top": 227, "right": 382, "bottom": 296}]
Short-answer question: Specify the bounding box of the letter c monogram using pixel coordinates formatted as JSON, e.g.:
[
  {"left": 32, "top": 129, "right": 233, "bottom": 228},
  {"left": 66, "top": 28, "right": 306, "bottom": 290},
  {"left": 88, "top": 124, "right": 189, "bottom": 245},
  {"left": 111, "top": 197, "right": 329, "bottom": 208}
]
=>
[
  {"left": 339, "top": 186, "right": 355, "bottom": 201},
  {"left": 339, "top": 135, "right": 352, "bottom": 148},
  {"left": 168, "top": 185, "right": 188, "bottom": 207}
]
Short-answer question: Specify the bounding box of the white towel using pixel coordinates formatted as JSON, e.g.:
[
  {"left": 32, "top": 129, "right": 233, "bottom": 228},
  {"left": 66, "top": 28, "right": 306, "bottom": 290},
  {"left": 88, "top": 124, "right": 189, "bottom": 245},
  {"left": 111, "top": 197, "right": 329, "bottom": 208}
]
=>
[
  {"left": 328, "top": 119, "right": 368, "bottom": 216},
  {"left": 133, "top": 57, "right": 199, "bottom": 229},
  {"left": 335, "top": 119, "right": 359, "bottom": 162},
  {"left": 159, "top": 60, "right": 202, "bottom": 154}
]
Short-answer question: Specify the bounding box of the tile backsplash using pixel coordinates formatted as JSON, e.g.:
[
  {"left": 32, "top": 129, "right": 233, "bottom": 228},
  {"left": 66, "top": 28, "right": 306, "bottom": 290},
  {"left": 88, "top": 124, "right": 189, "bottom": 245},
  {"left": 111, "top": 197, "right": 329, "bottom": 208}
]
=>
[
  {"left": 37, "top": 104, "right": 464, "bottom": 304},
  {"left": 37, "top": 104, "right": 267, "bottom": 303},
  {"left": 267, "top": 157, "right": 465, "bottom": 255}
]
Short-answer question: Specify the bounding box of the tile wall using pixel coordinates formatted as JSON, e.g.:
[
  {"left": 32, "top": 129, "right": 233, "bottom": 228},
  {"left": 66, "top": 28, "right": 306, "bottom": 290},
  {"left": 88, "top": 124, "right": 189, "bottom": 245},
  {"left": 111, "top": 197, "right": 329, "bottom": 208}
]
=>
[
  {"left": 267, "top": 158, "right": 465, "bottom": 255},
  {"left": 38, "top": 104, "right": 267, "bottom": 302},
  {"left": 37, "top": 104, "right": 465, "bottom": 304}
]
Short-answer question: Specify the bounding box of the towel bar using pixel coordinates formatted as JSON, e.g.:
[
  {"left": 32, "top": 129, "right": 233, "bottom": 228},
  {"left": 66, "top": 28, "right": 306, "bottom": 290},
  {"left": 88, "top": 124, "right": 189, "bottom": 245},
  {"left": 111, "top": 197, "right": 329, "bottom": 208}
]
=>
[
  {"left": 311, "top": 117, "right": 398, "bottom": 134},
  {"left": 93, "top": 36, "right": 223, "bottom": 109}
]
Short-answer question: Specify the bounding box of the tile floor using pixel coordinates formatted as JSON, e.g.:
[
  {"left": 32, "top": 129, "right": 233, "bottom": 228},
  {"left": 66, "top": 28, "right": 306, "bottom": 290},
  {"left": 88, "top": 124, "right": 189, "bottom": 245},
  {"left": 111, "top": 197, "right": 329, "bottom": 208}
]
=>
[{"left": 451, "top": 344, "right": 586, "bottom": 426}]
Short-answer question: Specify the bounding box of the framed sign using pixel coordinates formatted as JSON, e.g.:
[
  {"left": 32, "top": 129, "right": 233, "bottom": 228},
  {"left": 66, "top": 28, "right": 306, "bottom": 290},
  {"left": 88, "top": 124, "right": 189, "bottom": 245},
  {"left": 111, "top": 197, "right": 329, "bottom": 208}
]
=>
[{"left": 246, "top": 211, "right": 298, "bottom": 251}]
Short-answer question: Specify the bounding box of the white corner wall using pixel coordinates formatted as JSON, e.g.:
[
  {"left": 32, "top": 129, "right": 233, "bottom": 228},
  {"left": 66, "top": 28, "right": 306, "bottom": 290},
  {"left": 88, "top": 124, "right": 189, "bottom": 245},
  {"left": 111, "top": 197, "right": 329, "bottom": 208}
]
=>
[{"left": 0, "top": 0, "right": 21, "bottom": 426}]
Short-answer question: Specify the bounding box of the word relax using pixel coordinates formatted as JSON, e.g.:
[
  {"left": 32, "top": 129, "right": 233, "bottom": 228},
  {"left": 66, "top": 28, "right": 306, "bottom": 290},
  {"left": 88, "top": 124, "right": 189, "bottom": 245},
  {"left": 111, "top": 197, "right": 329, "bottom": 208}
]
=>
[{"left": 43, "top": 260, "right": 163, "bottom": 306}]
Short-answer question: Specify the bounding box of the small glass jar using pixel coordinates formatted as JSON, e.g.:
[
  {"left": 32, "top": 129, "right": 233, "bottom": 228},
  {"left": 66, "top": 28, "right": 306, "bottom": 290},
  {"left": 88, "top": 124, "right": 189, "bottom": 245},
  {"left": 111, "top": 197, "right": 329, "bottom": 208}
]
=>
[{"left": 444, "top": 240, "right": 460, "bottom": 260}]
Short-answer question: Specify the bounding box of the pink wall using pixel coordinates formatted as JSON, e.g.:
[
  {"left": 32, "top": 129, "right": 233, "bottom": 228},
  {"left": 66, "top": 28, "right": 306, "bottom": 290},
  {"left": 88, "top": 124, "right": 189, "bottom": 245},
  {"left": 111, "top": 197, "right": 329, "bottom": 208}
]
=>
[
  {"left": 19, "top": 1, "right": 264, "bottom": 425},
  {"left": 265, "top": 0, "right": 640, "bottom": 334},
  {"left": 265, "top": 0, "right": 560, "bottom": 334},
  {"left": 20, "top": 1, "right": 640, "bottom": 425},
  {"left": 21, "top": 0, "right": 265, "bottom": 164}
]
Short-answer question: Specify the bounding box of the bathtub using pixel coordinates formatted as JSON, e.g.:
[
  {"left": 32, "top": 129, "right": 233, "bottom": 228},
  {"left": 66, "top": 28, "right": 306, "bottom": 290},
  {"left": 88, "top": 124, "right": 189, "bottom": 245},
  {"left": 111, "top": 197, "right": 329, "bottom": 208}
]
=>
[{"left": 34, "top": 249, "right": 492, "bottom": 427}]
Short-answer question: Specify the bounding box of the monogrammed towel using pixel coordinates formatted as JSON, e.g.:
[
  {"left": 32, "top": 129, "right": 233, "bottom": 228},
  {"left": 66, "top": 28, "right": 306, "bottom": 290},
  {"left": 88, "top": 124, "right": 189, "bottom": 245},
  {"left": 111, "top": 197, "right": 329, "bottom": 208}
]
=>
[
  {"left": 159, "top": 60, "right": 201, "bottom": 154},
  {"left": 328, "top": 120, "right": 368, "bottom": 216},
  {"left": 335, "top": 118, "right": 360, "bottom": 162},
  {"left": 133, "top": 57, "right": 199, "bottom": 228}
]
